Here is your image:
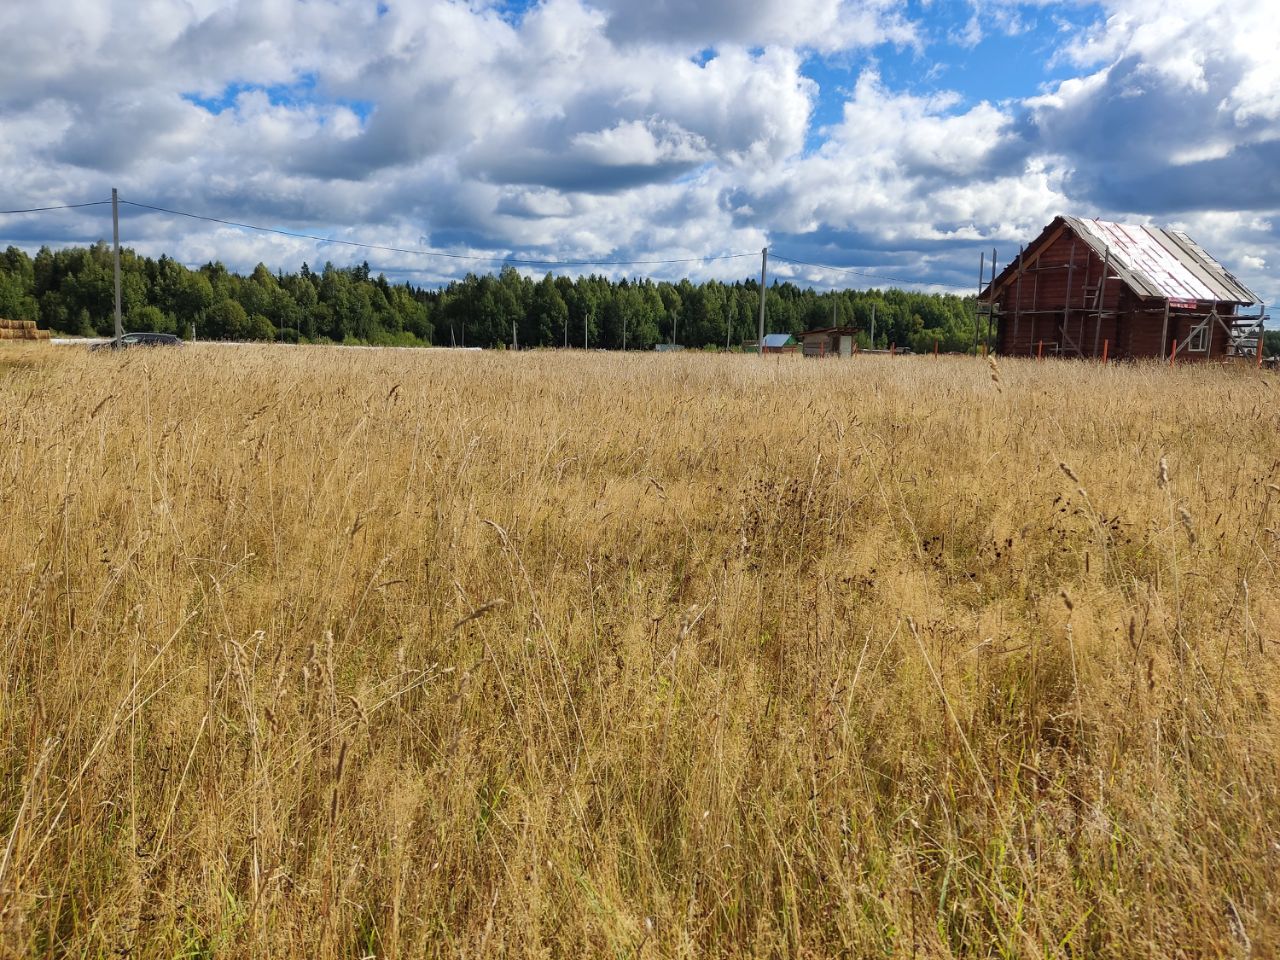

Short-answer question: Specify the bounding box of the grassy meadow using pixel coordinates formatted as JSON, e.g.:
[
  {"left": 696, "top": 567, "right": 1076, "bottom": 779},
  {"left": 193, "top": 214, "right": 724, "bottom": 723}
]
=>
[{"left": 1, "top": 343, "right": 1278, "bottom": 958}]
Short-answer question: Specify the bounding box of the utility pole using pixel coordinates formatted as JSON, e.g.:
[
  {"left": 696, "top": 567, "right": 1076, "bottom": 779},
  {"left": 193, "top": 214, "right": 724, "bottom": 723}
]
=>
[
  {"left": 584, "top": 310, "right": 589, "bottom": 349},
  {"left": 756, "top": 247, "right": 768, "bottom": 355},
  {"left": 112, "top": 188, "right": 122, "bottom": 340},
  {"left": 989, "top": 247, "right": 997, "bottom": 352},
  {"left": 870, "top": 302, "right": 876, "bottom": 349},
  {"left": 974, "top": 250, "right": 985, "bottom": 354}
]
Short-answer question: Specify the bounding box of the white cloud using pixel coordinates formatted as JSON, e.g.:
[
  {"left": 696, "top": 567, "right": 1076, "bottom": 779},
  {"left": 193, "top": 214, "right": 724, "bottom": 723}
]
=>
[
  {"left": 0, "top": 0, "right": 1277, "bottom": 309},
  {"left": 1063, "top": 0, "right": 1280, "bottom": 123}
]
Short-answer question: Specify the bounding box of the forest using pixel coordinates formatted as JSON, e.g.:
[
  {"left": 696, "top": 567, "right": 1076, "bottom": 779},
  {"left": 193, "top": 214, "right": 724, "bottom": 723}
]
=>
[{"left": 1, "top": 240, "right": 1010, "bottom": 352}]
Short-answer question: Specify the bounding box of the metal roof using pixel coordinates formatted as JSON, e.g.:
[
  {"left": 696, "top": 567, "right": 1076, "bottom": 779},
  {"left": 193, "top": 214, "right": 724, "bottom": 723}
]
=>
[
  {"left": 988, "top": 216, "right": 1259, "bottom": 306},
  {"left": 762, "top": 333, "right": 794, "bottom": 348},
  {"left": 1068, "top": 218, "right": 1258, "bottom": 306}
]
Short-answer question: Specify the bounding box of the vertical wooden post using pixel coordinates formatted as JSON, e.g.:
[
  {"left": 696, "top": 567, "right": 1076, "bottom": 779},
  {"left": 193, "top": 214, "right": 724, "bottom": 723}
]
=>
[
  {"left": 1092, "top": 247, "right": 1109, "bottom": 358},
  {"left": 1160, "top": 300, "right": 1170, "bottom": 359},
  {"left": 1259, "top": 303, "right": 1267, "bottom": 367},
  {"left": 756, "top": 247, "right": 768, "bottom": 356},
  {"left": 1012, "top": 244, "right": 1024, "bottom": 350},
  {"left": 934, "top": 339, "right": 938, "bottom": 357},
  {"left": 1062, "top": 238, "right": 1077, "bottom": 355},
  {"left": 1102, "top": 339, "right": 1108, "bottom": 364},
  {"left": 1037, "top": 339, "right": 1043, "bottom": 360},
  {"left": 112, "top": 188, "right": 122, "bottom": 340},
  {"left": 1170, "top": 339, "right": 1177, "bottom": 366},
  {"left": 989, "top": 246, "right": 997, "bottom": 354},
  {"left": 974, "top": 250, "right": 984, "bottom": 355},
  {"left": 1029, "top": 267, "right": 1039, "bottom": 355}
]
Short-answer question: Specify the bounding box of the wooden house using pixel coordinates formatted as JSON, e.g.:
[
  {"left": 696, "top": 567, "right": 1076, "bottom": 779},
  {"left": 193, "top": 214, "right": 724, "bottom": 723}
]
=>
[
  {"left": 982, "top": 217, "right": 1264, "bottom": 361},
  {"left": 800, "top": 327, "right": 858, "bottom": 357}
]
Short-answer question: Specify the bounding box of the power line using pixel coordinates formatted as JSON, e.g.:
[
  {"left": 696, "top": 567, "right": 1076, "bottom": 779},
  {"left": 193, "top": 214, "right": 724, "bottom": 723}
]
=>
[
  {"left": 770, "top": 252, "right": 973, "bottom": 292},
  {"left": 0, "top": 200, "right": 112, "bottom": 215},
  {"left": 2, "top": 195, "right": 978, "bottom": 289},
  {"left": 119, "top": 198, "right": 758, "bottom": 268}
]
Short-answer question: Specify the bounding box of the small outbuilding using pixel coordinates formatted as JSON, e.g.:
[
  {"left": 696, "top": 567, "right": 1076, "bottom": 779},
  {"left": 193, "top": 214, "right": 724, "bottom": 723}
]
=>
[
  {"left": 800, "top": 327, "right": 858, "bottom": 358},
  {"left": 983, "top": 216, "right": 1265, "bottom": 361},
  {"left": 760, "top": 333, "right": 798, "bottom": 354}
]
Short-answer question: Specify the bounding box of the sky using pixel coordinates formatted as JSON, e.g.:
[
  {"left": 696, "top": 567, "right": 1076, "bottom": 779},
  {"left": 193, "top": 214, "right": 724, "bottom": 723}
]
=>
[{"left": 0, "top": 0, "right": 1277, "bottom": 308}]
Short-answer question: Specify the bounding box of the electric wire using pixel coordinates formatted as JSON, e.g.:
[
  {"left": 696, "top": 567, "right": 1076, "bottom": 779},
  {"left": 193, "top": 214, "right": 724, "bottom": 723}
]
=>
[
  {"left": 0, "top": 200, "right": 112, "bottom": 214},
  {"left": 2, "top": 195, "right": 977, "bottom": 290},
  {"left": 119, "top": 198, "right": 758, "bottom": 268},
  {"left": 769, "top": 252, "right": 973, "bottom": 291}
]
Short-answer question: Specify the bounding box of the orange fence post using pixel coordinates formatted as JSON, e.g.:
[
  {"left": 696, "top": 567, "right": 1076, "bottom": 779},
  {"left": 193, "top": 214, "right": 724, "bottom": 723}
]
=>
[
  {"left": 1037, "top": 340, "right": 1043, "bottom": 360},
  {"left": 1101, "top": 339, "right": 1109, "bottom": 364},
  {"left": 1170, "top": 339, "right": 1177, "bottom": 366},
  {"left": 890, "top": 342, "right": 895, "bottom": 356}
]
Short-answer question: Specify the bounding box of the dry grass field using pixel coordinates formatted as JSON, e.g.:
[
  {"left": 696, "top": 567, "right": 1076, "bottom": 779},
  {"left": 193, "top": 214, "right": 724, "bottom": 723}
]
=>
[{"left": 1, "top": 343, "right": 1278, "bottom": 959}]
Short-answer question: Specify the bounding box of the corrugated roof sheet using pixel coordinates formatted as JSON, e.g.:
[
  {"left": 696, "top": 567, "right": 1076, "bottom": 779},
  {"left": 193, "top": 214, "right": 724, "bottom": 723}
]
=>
[{"left": 1061, "top": 217, "right": 1257, "bottom": 305}]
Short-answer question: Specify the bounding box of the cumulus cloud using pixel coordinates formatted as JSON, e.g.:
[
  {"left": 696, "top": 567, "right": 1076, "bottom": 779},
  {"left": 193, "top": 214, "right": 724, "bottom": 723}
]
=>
[
  {"left": 0, "top": 0, "right": 1276, "bottom": 306},
  {"left": 590, "top": 0, "right": 919, "bottom": 53},
  {"left": 995, "top": 0, "right": 1278, "bottom": 304}
]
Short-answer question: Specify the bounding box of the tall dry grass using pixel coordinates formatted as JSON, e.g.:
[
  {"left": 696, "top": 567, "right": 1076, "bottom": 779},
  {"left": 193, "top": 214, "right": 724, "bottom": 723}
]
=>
[{"left": 1, "top": 343, "right": 1278, "bottom": 958}]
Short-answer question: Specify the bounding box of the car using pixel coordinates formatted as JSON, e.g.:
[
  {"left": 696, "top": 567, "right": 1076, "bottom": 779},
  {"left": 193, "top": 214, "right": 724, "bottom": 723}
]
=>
[{"left": 90, "top": 332, "right": 184, "bottom": 351}]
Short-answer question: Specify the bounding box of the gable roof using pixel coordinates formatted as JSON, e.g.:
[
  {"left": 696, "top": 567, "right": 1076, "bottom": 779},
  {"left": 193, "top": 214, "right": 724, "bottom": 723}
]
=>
[
  {"left": 762, "top": 333, "right": 795, "bottom": 348},
  {"left": 800, "top": 327, "right": 859, "bottom": 337},
  {"left": 985, "top": 216, "right": 1259, "bottom": 306}
]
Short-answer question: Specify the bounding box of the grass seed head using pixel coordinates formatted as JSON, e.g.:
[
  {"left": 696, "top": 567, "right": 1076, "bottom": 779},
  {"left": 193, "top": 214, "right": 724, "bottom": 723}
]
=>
[{"left": 1178, "top": 506, "right": 1197, "bottom": 545}]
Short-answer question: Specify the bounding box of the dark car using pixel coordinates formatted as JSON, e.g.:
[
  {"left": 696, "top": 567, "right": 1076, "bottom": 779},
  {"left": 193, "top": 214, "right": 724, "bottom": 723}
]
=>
[{"left": 91, "top": 332, "right": 184, "bottom": 351}]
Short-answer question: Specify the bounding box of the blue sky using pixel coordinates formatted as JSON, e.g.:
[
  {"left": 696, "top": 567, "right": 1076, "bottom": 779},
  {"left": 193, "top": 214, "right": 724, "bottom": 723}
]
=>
[{"left": 0, "top": 0, "right": 1276, "bottom": 308}]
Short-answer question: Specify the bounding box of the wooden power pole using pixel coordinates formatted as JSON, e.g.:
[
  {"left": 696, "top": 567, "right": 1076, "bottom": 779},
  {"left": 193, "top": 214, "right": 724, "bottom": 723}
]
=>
[
  {"left": 756, "top": 247, "right": 768, "bottom": 355},
  {"left": 974, "top": 250, "right": 984, "bottom": 354},
  {"left": 112, "top": 188, "right": 122, "bottom": 340}
]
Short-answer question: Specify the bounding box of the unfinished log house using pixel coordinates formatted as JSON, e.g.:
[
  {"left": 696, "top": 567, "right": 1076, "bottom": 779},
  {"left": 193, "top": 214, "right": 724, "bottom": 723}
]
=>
[{"left": 983, "top": 217, "right": 1265, "bottom": 361}]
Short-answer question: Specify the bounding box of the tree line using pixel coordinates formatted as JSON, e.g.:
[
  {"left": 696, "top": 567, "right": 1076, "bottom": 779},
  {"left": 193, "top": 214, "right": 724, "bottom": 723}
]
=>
[{"left": 0, "top": 242, "right": 987, "bottom": 351}]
